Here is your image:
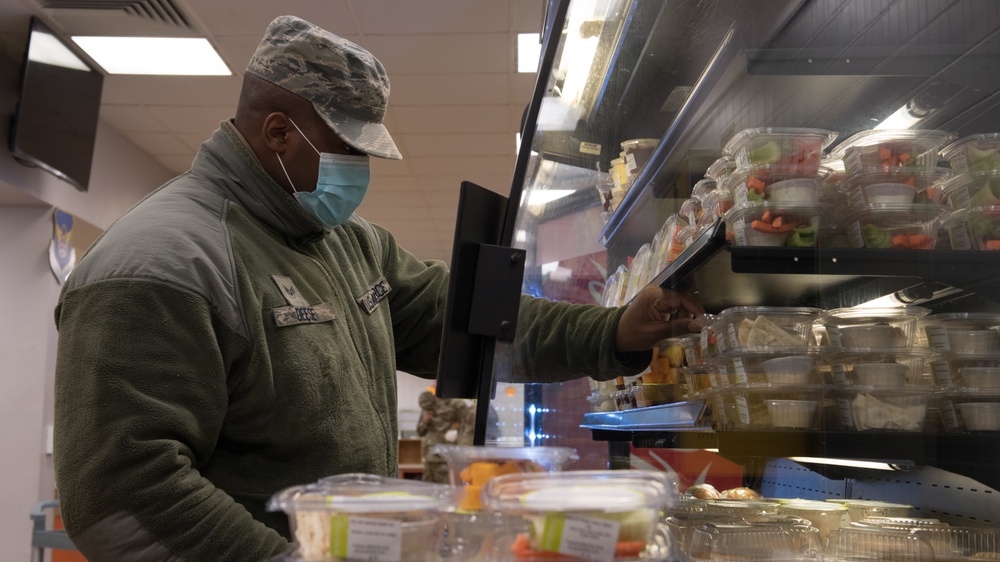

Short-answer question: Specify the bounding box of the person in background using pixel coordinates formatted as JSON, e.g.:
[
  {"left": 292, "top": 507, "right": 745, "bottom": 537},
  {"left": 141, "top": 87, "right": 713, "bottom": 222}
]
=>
[
  {"left": 416, "top": 390, "right": 467, "bottom": 483},
  {"left": 456, "top": 399, "right": 500, "bottom": 445},
  {"left": 51, "top": 14, "right": 704, "bottom": 561}
]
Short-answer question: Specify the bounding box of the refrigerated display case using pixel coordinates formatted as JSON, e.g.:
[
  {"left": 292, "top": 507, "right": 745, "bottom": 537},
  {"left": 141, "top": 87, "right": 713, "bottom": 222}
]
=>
[{"left": 486, "top": 0, "right": 1000, "bottom": 543}]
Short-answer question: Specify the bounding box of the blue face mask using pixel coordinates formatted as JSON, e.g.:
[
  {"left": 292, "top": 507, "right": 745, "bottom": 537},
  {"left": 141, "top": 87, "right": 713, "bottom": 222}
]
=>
[{"left": 277, "top": 119, "right": 371, "bottom": 228}]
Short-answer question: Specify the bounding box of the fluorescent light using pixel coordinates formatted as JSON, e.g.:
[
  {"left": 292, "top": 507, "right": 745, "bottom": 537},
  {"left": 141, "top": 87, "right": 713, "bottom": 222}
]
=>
[
  {"left": 71, "top": 36, "right": 231, "bottom": 75},
  {"left": 789, "top": 457, "right": 897, "bottom": 471},
  {"left": 527, "top": 189, "right": 574, "bottom": 206},
  {"left": 517, "top": 33, "right": 541, "bottom": 73},
  {"left": 515, "top": 132, "right": 522, "bottom": 154},
  {"left": 854, "top": 293, "right": 907, "bottom": 309},
  {"left": 874, "top": 103, "right": 924, "bottom": 130},
  {"left": 29, "top": 31, "right": 89, "bottom": 71}
]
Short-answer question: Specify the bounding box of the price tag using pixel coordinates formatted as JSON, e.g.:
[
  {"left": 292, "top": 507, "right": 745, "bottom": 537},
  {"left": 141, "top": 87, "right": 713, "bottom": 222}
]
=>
[
  {"left": 732, "top": 218, "right": 747, "bottom": 247},
  {"left": 844, "top": 148, "right": 863, "bottom": 175},
  {"left": 734, "top": 185, "right": 749, "bottom": 206},
  {"left": 925, "top": 325, "right": 951, "bottom": 350},
  {"left": 949, "top": 182, "right": 971, "bottom": 209},
  {"left": 940, "top": 400, "right": 960, "bottom": 431},
  {"left": 625, "top": 153, "right": 638, "bottom": 174},
  {"left": 931, "top": 360, "right": 955, "bottom": 387},
  {"left": 948, "top": 221, "right": 973, "bottom": 250},
  {"left": 832, "top": 364, "right": 848, "bottom": 385},
  {"left": 727, "top": 323, "right": 741, "bottom": 351},
  {"left": 579, "top": 141, "right": 602, "bottom": 156},
  {"left": 539, "top": 513, "right": 620, "bottom": 562},
  {"left": 330, "top": 515, "right": 403, "bottom": 562},
  {"left": 713, "top": 395, "right": 728, "bottom": 426},
  {"left": 837, "top": 398, "right": 855, "bottom": 429},
  {"left": 952, "top": 154, "right": 969, "bottom": 176},
  {"left": 827, "top": 326, "right": 843, "bottom": 348},
  {"left": 733, "top": 358, "right": 749, "bottom": 384},
  {"left": 847, "top": 222, "right": 864, "bottom": 248},
  {"left": 736, "top": 396, "right": 751, "bottom": 427}
]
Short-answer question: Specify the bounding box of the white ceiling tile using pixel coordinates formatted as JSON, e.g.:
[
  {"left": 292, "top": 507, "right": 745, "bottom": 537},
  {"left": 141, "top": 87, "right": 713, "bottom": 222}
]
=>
[
  {"left": 177, "top": 132, "right": 214, "bottom": 151},
  {"left": 192, "top": 1, "right": 356, "bottom": 38},
  {"left": 148, "top": 106, "right": 234, "bottom": 134},
  {"left": 156, "top": 155, "right": 197, "bottom": 175},
  {"left": 100, "top": 82, "right": 140, "bottom": 105},
  {"left": 389, "top": 73, "right": 509, "bottom": 106},
  {"left": 392, "top": 105, "right": 509, "bottom": 134},
  {"left": 512, "top": 0, "right": 547, "bottom": 32},
  {"left": 369, "top": 175, "right": 421, "bottom": 191},
  {"left": 360, "top": 191, "right": 428, "bottom": 208},
  {"left": 375, "top": 217, "right": 439, "bottom": 234},
  {"left": 427, "top": 205, "right": 459, "bottom": 220},
  {"left": 510, "top": 73, "right": 538, "bottom": 104},
  {"left": 100, "top": 106, "right": 169, "bottom": 133},
  {"left": 127, "top": 132, "right": 192, "bottom": 156},
  {"left": 371, "top": 158, "right": 415, "bottom": 177},
  {"left": 365, "top": 33, "right": 507, "bottom": 75},
  {"left": 360, "top": 206, "right": 432, "bottom": 221},
  {"left": 352, "top": 1, "right": 510, "bottom": 35},
  {"left": 401, "top": 133, "right": 512, "bottom": 157},
  {"left": 110, "top": 76, "right": 243, "bottom": 106},
  {"left": 414, "top": 166, "right": 515, "bottom": 188}
]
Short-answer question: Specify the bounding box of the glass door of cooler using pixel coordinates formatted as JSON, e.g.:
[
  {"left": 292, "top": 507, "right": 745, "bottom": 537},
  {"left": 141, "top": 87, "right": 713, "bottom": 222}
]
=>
[{"left": 490, "top": 0, "right": 1000, "bottom": 531}]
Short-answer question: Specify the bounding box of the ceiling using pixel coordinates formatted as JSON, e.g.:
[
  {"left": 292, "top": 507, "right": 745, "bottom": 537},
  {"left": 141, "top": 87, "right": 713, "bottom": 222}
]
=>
[{"left": 0, "top": 0, "right": 545, "bottom": 263}]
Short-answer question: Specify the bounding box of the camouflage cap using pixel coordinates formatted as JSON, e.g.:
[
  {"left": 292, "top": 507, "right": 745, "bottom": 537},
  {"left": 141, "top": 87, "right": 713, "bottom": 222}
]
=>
[{"left": 246, "top": 15, "right": 402, "bottom": 160}]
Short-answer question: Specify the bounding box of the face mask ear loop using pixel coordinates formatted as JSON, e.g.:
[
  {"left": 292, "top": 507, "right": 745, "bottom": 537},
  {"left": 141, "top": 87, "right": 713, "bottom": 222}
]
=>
[
  {"left": 287, "top": 118, "right": 321, "bottom": 156},
  {"left": 275, "top": 152, "right": 298, "bottom": 194}
]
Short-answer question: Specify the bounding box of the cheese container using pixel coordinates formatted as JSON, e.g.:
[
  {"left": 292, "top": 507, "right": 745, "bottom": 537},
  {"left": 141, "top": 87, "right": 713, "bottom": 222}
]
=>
[{"left": 266, "top": 473, "right": 458, "bottom": 562}]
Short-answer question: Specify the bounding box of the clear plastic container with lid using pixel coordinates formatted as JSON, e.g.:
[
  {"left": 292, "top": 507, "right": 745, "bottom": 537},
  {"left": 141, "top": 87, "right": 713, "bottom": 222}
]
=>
[
  {"left": 825, "top": 527, "right": 935, "bottom": 561},
  {"left": 940, "top": 169, "right": 1000, "bottom": 210},
  {"left": 723, "top": 127, "right": 838, "bottom": 174},
  {"left": 691, "top": 178, "right": 719, "bottom": 201},
  {"left": 825, "top": 499, "right": 913, "bottom": 523},
  {"left": 776, "top": 499, "right": 848, "bottom": 540},
  {"left": 920, "top": 313, "right": 1000, "bottom": 354},
  {"left": 724, "top": 202, "right": 823, "bottom": 248},
  {"left": 266, "top": 473, "right": 458, "bottom": 562},
  {"left": 705, "top": 155, "right": 737, "bottom": 182},
  {"left": 715, "top": 306, "right": 823, "bottom": 353},
  {"left": 943, "top": 205, "right": 1000, "bottom": 251},
  {"left": 480, "top": 470, "right": 677, "bottom": 562},
  {"left": 686, "top": 522, "right": 820, "bottom": 561},
  {"left": 911, "top": 525, "right": 1000, "bottom": 560},
  {"left": 841, "top": 167, "right": 953, "bottom": 208},
  {"left": 723, "top": 164, "right": 826, "bottom": 206},
  {"left": 833, "top": 387, "right": 932, "bottom": 432},
  {"left": 827, "top": 128, "right": 957, "bottom": 174},
  {"left": 940, "top": 132, "right": 1000, "bottom": 175},
  {"left": 720, "top": 349, "right": 830, "bottom": 386},
  {"left": 820, "top": 306, "right": 930, "bottom": 351},
  {"left": 623, "top": 243, "right": 652, "bottom": 302},
  {"left": 839, "top": 203, "right": 951, "bottom": 250},
  {"left": 725, "top": 383, "right": 828, "bottom": 430},
  {"left": 620, "top": 138, "right": 659, "bottom": 177},
  {"left": 928, "top": 352, "right": 1000, "bottom": 388},
  {"left": 933, "top": 388, "right": 1000, "bottom": 433},
  {"left": 828, "top": 350, "right": 932, "bottom": 388}
]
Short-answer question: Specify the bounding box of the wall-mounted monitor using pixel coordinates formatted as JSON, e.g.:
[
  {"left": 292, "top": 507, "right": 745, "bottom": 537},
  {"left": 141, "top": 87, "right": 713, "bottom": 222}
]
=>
[{"left": 9, "top": 17, "right": 104, "bottom": 192}]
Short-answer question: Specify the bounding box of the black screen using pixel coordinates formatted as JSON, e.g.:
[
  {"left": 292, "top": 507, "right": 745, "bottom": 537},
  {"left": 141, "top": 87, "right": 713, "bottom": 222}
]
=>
[{"left": 9, "top": 17, "right": 104, "bottom": 192}]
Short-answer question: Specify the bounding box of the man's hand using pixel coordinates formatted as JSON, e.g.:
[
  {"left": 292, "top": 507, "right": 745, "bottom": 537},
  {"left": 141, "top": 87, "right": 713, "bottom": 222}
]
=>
[{"left": 615, "top": 286, "right": 705, "bottom": 352}]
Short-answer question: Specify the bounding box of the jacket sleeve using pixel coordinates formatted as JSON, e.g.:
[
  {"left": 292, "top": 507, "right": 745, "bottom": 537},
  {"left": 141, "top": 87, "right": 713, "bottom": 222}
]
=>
[{"left": 53, "top": 280, "right": 289, "bottom": 562}]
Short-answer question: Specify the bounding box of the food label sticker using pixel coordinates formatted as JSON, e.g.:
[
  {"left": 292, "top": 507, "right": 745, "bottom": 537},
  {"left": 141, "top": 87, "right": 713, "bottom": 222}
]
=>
[
  {"left": 826, "top": 326, "right": 843, "bottom": 347},
  {"left": 579, "top": 141, "right": 602, "bottom": 156},
  {"left": 330, "top": 515, "right": 402, "bottom": 562},
  {"left": 625, "top": 152, "right": 638, "bottom": 173},
  {"left": 713, "top": 396, "right": 728, "bottom": 426},
  {"left": 941, "top": 400, "right": 960, "bottom": 431},
  {"left": 837, "top": 398, "right": 855, "bottom": 429},
  {"left": 832, "top": 364, "right": 848, "bottom": 385},
  {"left": 540, "top": 512, "right": 620, "bottom": 562},
  {"left": 847, "top": 222, "right": 864, "bottom": 248},
  {"left": 948, "top": 222, "right": 973, "bottom": 250},
  {"left": 732, "top": 218, "right": 747, "bottom": 247},
  {"left": 683, "top": 345, "right": 698, "bottom": 367},
  {"left": 726, "top": 323, "right": 740, "bottom": 350},
  {"left": 735, "top": 149, "right": 750, "bottom": 169},
  {"left": 952, "top": 154, "right": 969, "bottom": 176},
  {"left": 735, "top": 396, "right": 751, "bottom": 426},
  {"left": 734, "top": 185, "right": 749, "bottom": 206},
  {"left": 949, "top": 182, "right": 971, "bottom": 209},
  {"left": 931, "top": 360, "right": 955, "bottom": 387},
  {"left": 925, "top": 325, "right": 951, "bottom": 350},
  {"left": 733, "top": 358, "right": 749, "bottom": 384},
  {"left": 844, "top": 148, "right": 863, "bottom": 175},
  {"left": 848, "top": 188, "right": 865, "bottom": 208}
]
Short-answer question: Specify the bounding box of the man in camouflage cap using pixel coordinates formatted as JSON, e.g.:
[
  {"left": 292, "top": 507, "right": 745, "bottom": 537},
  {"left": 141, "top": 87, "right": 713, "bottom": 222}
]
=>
[
  {"left": 52, "top": 12, "right": 703, "bottom": 562},
  {"left": 416, "top": 391, "right": 468, "bottom": 483}
]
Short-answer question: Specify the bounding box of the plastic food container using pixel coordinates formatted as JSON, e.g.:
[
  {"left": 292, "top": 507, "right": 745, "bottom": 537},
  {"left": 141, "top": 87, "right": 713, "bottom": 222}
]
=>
[
  {"left": 833, "top": 388, "right": 932, "bottom": 432},
  {"left": 429, "top": 445, "right": 578, "bottom": 511},
  {"left": 620, "top": 138, "right": 659, "bottom": 178},
  {"left": 761, "top": 355, "right": 816, "bottom": 386},
  {"left": 841, "top": 167, "right": 954, "bottom": 208},
  {"left": 911, "top": 525, "right": 1000, "bottom": 560},
  {"left": 705, "top": 156, "right": 737, "bottom": 182},
  {"left": 827, "top": 128, "right": 956, "bottom": 174},
  {"left": 685, "top": 522, "right": 820, "bottom": 561},
  {"left": 723, "top": 165, "right": 824, "bottom": 206},
  {"left": 623, "top": 243, "right": 652, "bottom": 302},
  {"left": 716, "top": 306, "right": 823, "bottom": 353},
  {"left": 921, "top": 313, "right": 1000, "bottom": 353},
  {"left": 934, "top": 389, "right": 1000, "bottom": 432},
  {"left": 826, "top": 527, "right": 935, "bottom": 561},
  {"left": 723, "top": 127, "right": 838, "bottom": 173},
  {"left": 703, "top": 500, "right": 781, "bottom": 519},
  {"left": 820, "top": 307, "right": 929, "bottom": 351},
  {"left": 840, "top": 203, "right": 951, "bottom": 250},
  {"left": 480, "top": 470, "right": 677, "bottom": 562},
  {"left": 958, "top": 367, "right": 1000, "bottom": 389},
  {"left": 634, "top": 383, "right": 686, "bottom": 407},
  {"left": 692, "top": 178, "right": 719, "bottom": 201},
  {"left": 680, "top": 364, "right": 718, "bottom": 397},
  {"left": 720, "top": 349, "right": 829, "bottom": 386},
  {"left": 725, "top": 203, "right": 823, "bottom": 248},
  {"left": 266, "top": 473, "right": 457, "bottom": 562},
  {"left": 940, "top": 169, "right": 1000, "bottom": 211},
  {"left": 725, "top": 384, "right": 827, "bottom": 430},
  {"left": 825, "top": 499, "right": 913, "bottom": 523},
  {"left": 776, "top": 500, "right": 847, "bottom": 540},
  {"left": 928, "top": 352, "right": 1000, "bottom": 388},
  {"left": 940, "top": 132, "right": 1000, "bottom": 175},
  {"left": 943, "top": 205, "right": 1000, "bottom": 250},
  {"left": 828, "top": 350, "right": 932, "bottom": 388}
]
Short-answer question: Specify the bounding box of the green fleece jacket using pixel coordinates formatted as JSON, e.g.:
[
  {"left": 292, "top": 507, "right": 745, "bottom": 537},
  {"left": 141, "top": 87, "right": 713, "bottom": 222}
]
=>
[{"left": 53, "top": 120, "right": 647, "bottom": 561}]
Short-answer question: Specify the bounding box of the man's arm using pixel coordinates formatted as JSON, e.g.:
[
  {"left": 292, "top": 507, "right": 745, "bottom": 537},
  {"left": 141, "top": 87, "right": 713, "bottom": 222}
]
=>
[{"left": 54, "top": 281, "right": 289, "bottom": 561}]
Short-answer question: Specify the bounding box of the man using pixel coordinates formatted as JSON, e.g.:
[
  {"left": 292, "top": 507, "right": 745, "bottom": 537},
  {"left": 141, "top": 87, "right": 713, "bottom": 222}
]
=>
[
  {"left": 416, "top": 390, "right": 466, "bottom": 483},
  {"left": 52, "top": 15, "right": 703, "bottom": 561}
]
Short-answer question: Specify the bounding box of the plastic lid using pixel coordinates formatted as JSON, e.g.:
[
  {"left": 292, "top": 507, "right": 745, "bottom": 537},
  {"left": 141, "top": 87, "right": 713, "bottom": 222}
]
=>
[
  {"left": 481, "top": 470, "right": 676, "bottom": 513},
  {"left": 705, "top": 156, "right": 737, "bottom": 181},
  {"left": 428, "top": 445, "right": 578, "bottom": 468},
  {"left": 940, "top": 132, "right": 1000, "bottom": 159},
  {"left": 717, "top": 306, "right": 825, "bottom": 320},
  {"left": 266, "top": 473, "right": 457, "bottom": 514},
  {"left": 841, "top": 167, "right": 954, "bottom": 193},
  {"left": 922, "top": 312, "right": 1000, "bottom": 329},
  {"left": 827, "top": 527, "right": 935, "bottom": 560},
  {"left": 822, "top": 306, "right": 930, "bottom": 323},
  {"left": 723, "top": 127, "right": 839, "bottom": 156},
  {"left": 722, "top": 201, "right": 825, "bottom": 223},
  {"left": 829, "top": 128, "right": 957, "bottom": 160},
  {"left": 837, "top": 202, "right": 952, "bottom": 225}
]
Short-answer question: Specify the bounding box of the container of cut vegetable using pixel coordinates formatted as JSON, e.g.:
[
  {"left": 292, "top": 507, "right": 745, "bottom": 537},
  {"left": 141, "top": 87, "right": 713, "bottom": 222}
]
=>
[
  {"left": 828, "top": 128, "right": 956, "bottom": 174},
  {"left": 724, "top": 202, "right": 823, "bottom": 248},
  {"left": 723, "top": 127, "right": 837, "bottom": 174},
  {"left": 940, "top": 169, "right": 1000, "bottom": 211},
  {"left": 266, "top": 473, "right": 458, "bottom": 562},
  {"left": 842, "top": 167, "right": 953, "bottom": 208},
  {"left": 943, "top": 205, "right": 1000, "bottom": 250},
  {"left": 723, "top": 164, "right": 825, "bottom": 205},
  {"left": 940, "top": 132, "right": 1000, "bottom": 175},
  {"left": 840, "top": 203, "right": 950, "bottom": 250},
  {"left": 480, "top": 470, "right": 677, "bottom": 562}
]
